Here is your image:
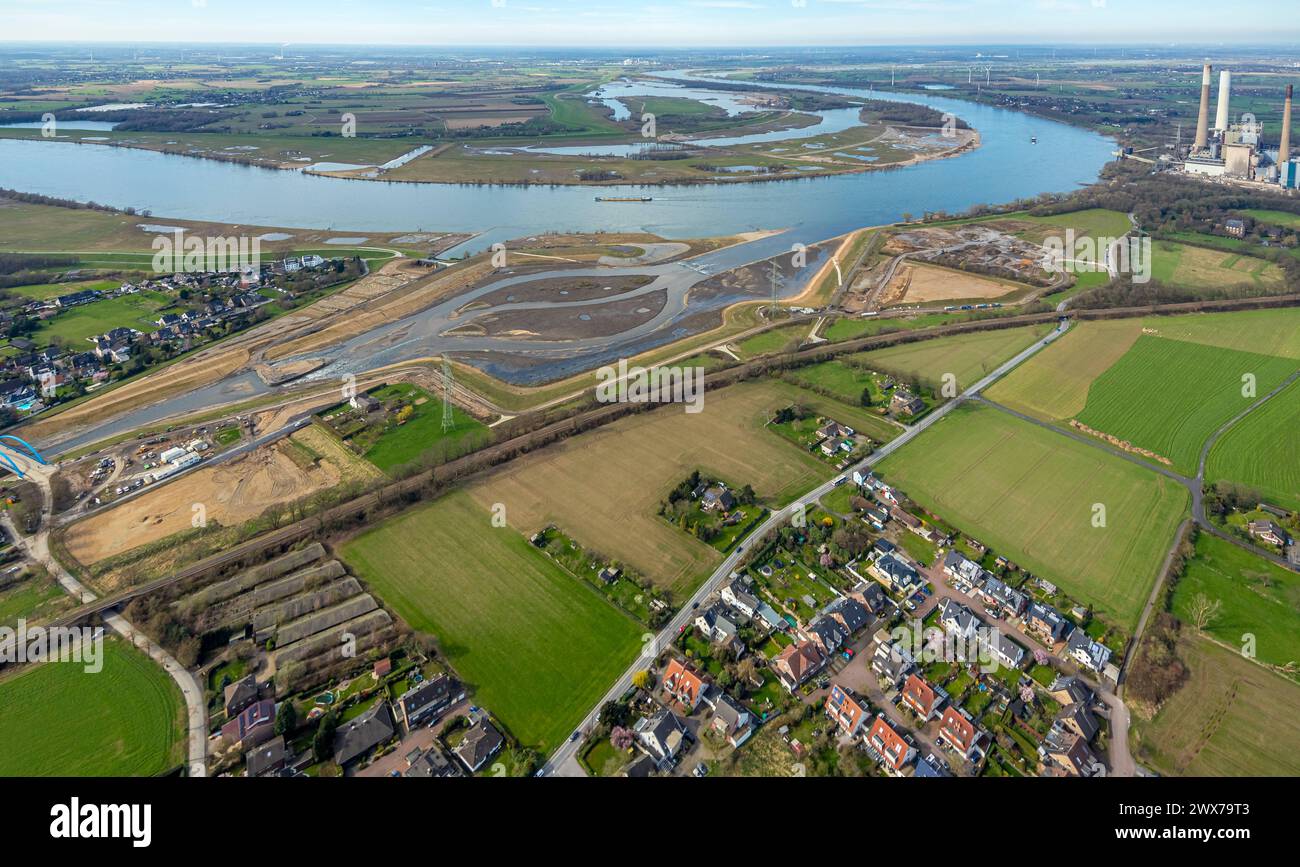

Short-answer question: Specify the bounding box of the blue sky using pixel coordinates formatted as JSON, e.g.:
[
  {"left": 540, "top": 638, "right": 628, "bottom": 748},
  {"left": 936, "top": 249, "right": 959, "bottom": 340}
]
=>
[{"left": 4, "top": 0, "right": 1297, "bottom": 46}]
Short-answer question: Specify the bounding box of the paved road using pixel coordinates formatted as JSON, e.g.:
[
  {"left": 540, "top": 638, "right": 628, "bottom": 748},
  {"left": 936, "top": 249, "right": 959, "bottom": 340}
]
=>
[{"left": 541, "top": 318, "right": 1072, "bottom": 776}]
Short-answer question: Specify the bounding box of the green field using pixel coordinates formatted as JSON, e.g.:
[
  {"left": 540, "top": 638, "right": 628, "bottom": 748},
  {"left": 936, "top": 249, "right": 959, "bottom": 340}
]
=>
[
  {"left": 1134, "top": 635, "right": 1300, "bottom": 776},
  {"left": 359, "top": 384, "right": 491, "bottom": 473},
  {"left": 1240, "top": 209, "right": 1300, "bottom": 230},
  {"left": 32, "top": 291, "right": 171, "bottom": 347},
  {"left": 0, "top": 638, "right": 184, "bottom": 776},
  {"left": 341, "top": 491, "right": 645, "bottom": 753},
  {"left": 853, "top": 324, "right": 1052, "bottom": 390},
  {"left": 1148, "top": 239, "right": 1283, "bottom": 289},
  {"left": 1206, "top": 378, "right": 1300, "bottom": 511},
  {"left": 0, "top": 574, "right": 68, "bottom": 627},
  {"left": 1075, "top": 336, "right": 1298, "bottom": 475},
  {"left": 877, "top": 403, "right": 1190, "bottom": 629},
  {"left": 1171, "top": 533, "right": 1300, "bottom": 673}
]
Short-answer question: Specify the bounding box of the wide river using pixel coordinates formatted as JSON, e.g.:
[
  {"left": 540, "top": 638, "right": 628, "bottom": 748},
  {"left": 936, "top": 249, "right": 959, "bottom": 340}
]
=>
[{"left": 2, "top": 76, "right": 1114, "bottom": 451}]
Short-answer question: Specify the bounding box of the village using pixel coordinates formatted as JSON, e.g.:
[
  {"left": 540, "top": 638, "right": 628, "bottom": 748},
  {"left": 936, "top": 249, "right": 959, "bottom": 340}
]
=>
[{"left": 0, "top": 254, "right": 358, "bottom": 417}]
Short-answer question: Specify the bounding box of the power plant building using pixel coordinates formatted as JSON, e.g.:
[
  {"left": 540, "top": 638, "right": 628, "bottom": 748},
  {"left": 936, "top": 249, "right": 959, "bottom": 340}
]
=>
[{"left": 1178, "top": 68, "right": 1295, "bottom": 188}]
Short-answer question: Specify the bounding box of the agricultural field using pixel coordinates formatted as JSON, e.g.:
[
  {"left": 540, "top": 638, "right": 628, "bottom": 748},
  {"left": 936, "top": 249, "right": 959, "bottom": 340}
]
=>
[
  {"left": 340, "top": 491, "right": 644, "bottom": 753},
  {"left": 468, "top": 380, "right": 844, "bottom": 600},
  {"left": 1074, "top": 336, "right": 1298, "bottom": 474},
  {"left": 983, "top": 319, "right": 1142, "bottom": 420},
  {"left": 877, "top": 403, "right": 1190, "bottom": 629},
  {"left": 1148, "top": 240, "right": 1284, "bottom": 289},
  {"left": 1141, "top": 308, "right": 1300, "bottom": 361},
  {"left": 0, "top": 638, "right": 185, "bottom": 776},
  {"left": 32, "top": 291, "right": 172, "bottom": 347},
  {"left": 1134, "top": 635, "right": 1300, "bottom": 776},
  {"left": 851, "top": 323, "right": 1052, "bottom": 391},
  {"left": 1170, "top": 533, "right": 1300, "bottom": 674},
  {"left": 1206, "top": 378, "right": 1300, "bottom": 511}
]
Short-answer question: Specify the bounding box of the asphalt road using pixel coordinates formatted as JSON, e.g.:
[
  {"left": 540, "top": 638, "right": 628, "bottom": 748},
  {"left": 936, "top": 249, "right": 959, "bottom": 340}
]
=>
[{"left": 542, "top": 318, "right": 1072, "bottom": 776}]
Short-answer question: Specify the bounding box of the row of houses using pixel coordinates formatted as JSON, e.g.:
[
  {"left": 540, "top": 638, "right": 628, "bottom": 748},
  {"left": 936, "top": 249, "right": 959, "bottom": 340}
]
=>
[{"left": 943, "top": 549, "right": 1114, "bottom": 675}]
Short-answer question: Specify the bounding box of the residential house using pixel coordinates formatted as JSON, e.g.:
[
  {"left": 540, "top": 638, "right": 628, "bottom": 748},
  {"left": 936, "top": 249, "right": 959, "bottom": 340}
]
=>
[
  {"left": 350, "top": 393, "right": 381, "bottom": 413},
  {"left": 754, "top": 601, "right": 787, "bottom": 633},
  {"left": 404, "top": 746, "right": 463, "bottom": 778},
  {"left": 721, "top": 578, "right": 760, "bottom": 619},
  {"left": 1057, "top": 702, "right": 1101, "bottom": 743},
  {"left": 334, "top": 700, "right": 397, "bottom": 769},
  {"left": 977, "top": 575, "right": 1027, "bottom": 617},
  {"left": 849, "top": 583, "right": 888, "bottom": 617},
  {"left": 892, "top": 509, "right": 932, "bottom": 541},
  {"left": 870, "top": 639, "right": 915, "bottom": 689},
  {"left": 1047, "top": 675, "right": 1096, "bottom": 709},
  {"left": 695, "top": 604, "right": 743, "bottom": 653},
  {"left": 1025, "top": 601, "right": 1070, "bottom": 644},
  {"left": 901, "top": 673, "right": 947, "bottom": 721},
  {"left": 865, "top": 714, "right": 916, "bottom": 775},
  {"left": 938, "top": 705, "right": 983, "bottom": 761},
  {"left": 703, "top": 688, "right": 753, "bottom": 747},
  {"left": 825, "top": 684, "right": 871, "bottom": 738},
  {"left": 1066, "top": 629, "right": 1112, "bottom": 673},
  {"left": 869, "top": 552, "right": 922, "bottom": 594},
  {"left": 817, "top": 420, "right": 854, "bottom": 440},
  {"left": 820, "top": 437, "right": 851, "bottom": 457},
  {"left": 773, "top": 640, "right": 826, "bottom": 692},
  {"left": 1248, "top": 520, "right": 1291, "bottom": 548},
  {"left": 981, "top": 628, "right": 1026, "bottom": 671},
  {"left": 1039, "top": 721, "right": 1102, "bottom": 777},
  {"left": 701, "top": 486, "right": 737, "bottom": 513},
  {"left": 937, "top": 598, "right": 981, "bottom": 644},
  {"left": 633, "top": 708, "right": 691, "bottom": 769},
  {"left": 803, "top": 615, "right": 847, "bottom": 656},
  {"left": 942, "top": 549, "right": 987, "bottom": 588},
  {"left": 662, "top": 658, "right": 708, "bottom": 711},
  {"left": 221, "top": 698, "right": 276, "bottom": 750},
  {"left": 914, "top": 755, "right": 950, "bottom": 777},
  {"left": 223, "top": 674, "right": 260, "bottom": 718},
  {"left": 454, "top": 718, "right": 504, "bottom": 773},
  {"left": 245, "top": 735, "right": 287, "bottom": 777},
  {"left": 827, "top": 596, "right": 871, "bottom": 637},
  {"left": 890, "top": 391, "right": 925, "bottom": 416},
  {"left": 398, "top": 674, "right": 463, "bottom": 730}
]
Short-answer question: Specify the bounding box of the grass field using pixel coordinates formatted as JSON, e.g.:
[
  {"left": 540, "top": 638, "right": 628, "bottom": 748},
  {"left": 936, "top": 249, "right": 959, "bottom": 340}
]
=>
[
  {"left": 852, "top": 324, "right": 1052, "bottom": 390},
  {"left": 1206, "top": 379, "right": 1300, "bottom": 511},
  {"left": 1171, "top": 533, "right": 1300, "bottom": 674},
  {"left": 32, "top": 291, "right": 171, "bottom": 347},
  {"left": 340, "top": 491, "right": 644, "bottom": 753},
  {"left": 983, "top": 319, "right": 1142, "bottom": 421},
  {"left": 467, "top": 380, "right": 844, "bottom": 600},
  {"left": 877, "top": 403, "right": 1190, "bottom": 629},
  {"left": 0, "top": 574, "right": 69, "bottom": 627},
  {"left": 1074, "top": 336, "right": 1298, "bottom": 474},
  {"left": 0, "top": 638, "right": 184, "bottom": 776},
  {"left": 1148, "top": 240, "right": 1283, "bottom": 289},
  {"left": 986, "top": 310, "right": 1300, "bottom": 437},
  {"left": 1240, "top": 209, "right": 1300, "bottom": 230},
  {"left": 1134, "top": 634, "right": 1300, "bottom": 776},
  {"left": 359, "top": 384, "right": 490, "bottom": 473}
]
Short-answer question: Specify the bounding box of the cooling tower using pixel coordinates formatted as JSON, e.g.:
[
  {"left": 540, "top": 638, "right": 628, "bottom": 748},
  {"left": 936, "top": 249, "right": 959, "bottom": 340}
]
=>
[
  {"left": 1193, "top": 64, "right": 1212, "bottom": 151},
  {"left": 1214, "top": 69, "right": 1232, "bottom": 132}
]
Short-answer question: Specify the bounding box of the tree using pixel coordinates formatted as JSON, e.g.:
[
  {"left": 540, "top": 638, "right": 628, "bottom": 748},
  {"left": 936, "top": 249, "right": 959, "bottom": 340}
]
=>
[
  {"left": 610, "top": 727, "right": 634, "bottom": 750},
  {"left": 632, "top": 669, "right": 652, "bottom": 690},
  {"left": 312, "top": 712, "right": 338, "bottom": 762},
  {"left": 859, "top": 387, "right": 872, "bottom": 407},
  {"left": 1187, "top": 593, "right": 1223, "bottom": 631},
  {"left": 275, "top": 701, "right": 297, "bottom": 736}
]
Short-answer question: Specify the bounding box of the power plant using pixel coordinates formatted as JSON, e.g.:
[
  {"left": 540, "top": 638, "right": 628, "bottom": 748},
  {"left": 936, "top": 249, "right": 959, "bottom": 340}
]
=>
[{"left": 1178, "top": 64, "right": 1298, "bottom": 188}]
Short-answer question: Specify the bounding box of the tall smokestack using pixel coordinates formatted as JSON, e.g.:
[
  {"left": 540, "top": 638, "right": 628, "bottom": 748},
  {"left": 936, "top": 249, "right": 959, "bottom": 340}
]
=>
[
  {"left": 1194, "top": 63, "right": 1212, "bottom": 151},
  {"left": 1215, "top": 69, "right": 1232, "bottom": 132},
  {"left": 1281, "top": 85, "right": 1294, "bottom": 161}
]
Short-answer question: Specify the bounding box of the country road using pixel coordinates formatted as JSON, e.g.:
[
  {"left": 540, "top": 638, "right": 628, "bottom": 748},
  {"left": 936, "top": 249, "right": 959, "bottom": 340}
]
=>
[{"left": 542, "top": 317, "right": 1073, "bottom": 776}]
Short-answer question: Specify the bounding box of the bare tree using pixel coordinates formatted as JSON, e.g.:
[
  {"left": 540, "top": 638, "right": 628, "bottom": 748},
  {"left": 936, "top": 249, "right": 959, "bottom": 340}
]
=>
[{"left": 1187, "top": 593, "right": 1223, "bottom": 631}]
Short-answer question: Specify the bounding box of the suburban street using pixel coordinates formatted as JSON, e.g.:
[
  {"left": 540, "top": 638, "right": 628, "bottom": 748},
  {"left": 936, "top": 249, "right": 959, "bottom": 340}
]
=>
[{"left": 543, "top": 318, "right": 1072, "bottom": 776}]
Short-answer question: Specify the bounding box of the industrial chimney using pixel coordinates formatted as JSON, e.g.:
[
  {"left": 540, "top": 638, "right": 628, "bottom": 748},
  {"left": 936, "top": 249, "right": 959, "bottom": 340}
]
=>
[
  {"left": 1215, "top": 69, "right": 1232, "bottom": 132},
  {"left": 1194, "top": 64, "right": 1212, "bottom": 151},
  {"left": 1281, "top": 85, "right": 1294, "bottom": 161}
]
